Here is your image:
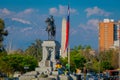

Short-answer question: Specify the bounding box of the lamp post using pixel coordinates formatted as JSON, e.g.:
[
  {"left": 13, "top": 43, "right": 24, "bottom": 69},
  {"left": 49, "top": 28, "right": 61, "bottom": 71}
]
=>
[{"left": 98, "top": 20, "right": 101, "bottom": 79}]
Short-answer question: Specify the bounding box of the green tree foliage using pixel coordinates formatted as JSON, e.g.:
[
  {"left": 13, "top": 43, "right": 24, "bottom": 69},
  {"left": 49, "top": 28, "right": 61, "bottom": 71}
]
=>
[
  {"left": 60, "top": 44, "right": 120, "bottom": 73},
  {"left": 0, "top": 54, "right": 37, "bottom": 74},
  {"left": 71, "top": 52, "right": 86, "bottom": 69},
  {"left": 101, "top": 61, "right": 113, "bottom": 71},
  {"left": 0, "top": 18, "right": 8, "bottom": 52},
  {"left": 98, "top": 49, "right": 119, "bottom": 71},
  {"left": 91, "top": 60, "right": 100, "bottom": 72},
  {"left": 60, "top": 45, "right": 87, "bottom": 72},
  {"left": 25, "top": 39, "right": 42, "bottom": 61},
  {"left": 73, "top": 45, "right": 97, "bottom": 72},
  {"left": 60, "top": 57, "right": 68, "bottom": 66},
  {"left": 111, "top": 49, "right": 119, "bottom": 68},
  {"left": 81, "top": 45, "right": 93, "bottom": 61},
  {"left": 0, "top": 51, "right": 7, "bottom": 57},
  {"left": 0, "top": 57, "right": 12, "bottom": 75}
]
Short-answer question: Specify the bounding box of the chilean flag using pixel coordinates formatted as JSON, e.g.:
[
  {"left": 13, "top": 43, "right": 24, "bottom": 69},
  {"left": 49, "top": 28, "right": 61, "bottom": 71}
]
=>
[{"left": 64, "top": 5, "right": 70, "bottom": 52}]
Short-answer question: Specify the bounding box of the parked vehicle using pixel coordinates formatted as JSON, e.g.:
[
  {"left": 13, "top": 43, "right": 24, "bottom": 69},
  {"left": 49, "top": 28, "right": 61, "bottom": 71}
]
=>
[{"left": 105, "top": 70, "right": 120, "bottom": 80}]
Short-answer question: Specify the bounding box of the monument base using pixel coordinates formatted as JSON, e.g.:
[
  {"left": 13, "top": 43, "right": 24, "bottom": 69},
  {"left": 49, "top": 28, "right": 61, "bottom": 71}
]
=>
[
  {"left": 35, "top": 40, "right": 60, "bottom": 75},
  {"left": 38, "top": 60, "right": 52, "bottom": 67},
  {"left": 35, "top": 66, "right": 52, "bottom": 75}
]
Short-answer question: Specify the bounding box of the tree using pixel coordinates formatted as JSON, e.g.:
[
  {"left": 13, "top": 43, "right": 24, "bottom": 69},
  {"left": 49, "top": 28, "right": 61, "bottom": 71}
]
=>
[
  {"left": 110, "top": 48, "right": 119, "bottom": 68},
  {"left": 0, "top": 54, "right": 37, "bottom": 75},
  {"left": 81, "top": 45, "right": 93, "bottom": 61},
  {"left": 73, "top": 53, "right": 86, "bottom": 69},
  {"left": 91, "top": 60, "right": 100, "bottom": 73},
  {"left": 60, "top": 57, "right": 68, "bottom": 66},
  {"left": 97, "top": 49, "right": 119, "bottom": 72},
  {"left": 69, "top": 45, "right": 86, "bottom": 72},
  {"left": 0, "top": 51, "right": 7, "bottom": 57},
  {"left": 101, "top": 61, "right": 113, "bottom": 71},
  {"left": 25, "top": 39, "right": 42, "bottom": 61},
  {"left": 0, "top": 57, "right": 12, "bottom": 75},
  {"left": 0, "top": 18, "right": 8, "bottom": 52}
]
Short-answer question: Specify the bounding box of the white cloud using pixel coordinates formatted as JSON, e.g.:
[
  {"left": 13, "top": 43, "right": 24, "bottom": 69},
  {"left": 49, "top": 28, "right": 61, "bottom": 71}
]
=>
[
  {"left": 21, "top": 27, "right": 32, "bottom": 32},
  {"left": 0, "top": 8, "right": 15, "bottom": 18},
  {"left": 70, "top": 8, "right": 77, "bottom": 13},
  {"left": 15, "top": 8, "right": 39, "bottom": 18},
  {"left": 1, "top": 8, "right": 11, "bottom": 14},
  {"left": 0, "top": 8, "right": 40, "bottom": 20},
  {"left": 70, "top": 28, "right": 77, "bottom": 35},
  {"left": 20, "top": 27, "right": 45, "bottom": 37},
  {"left": 59, "top": 5, "right": 67, "bottom": 15},
  {"left": 79, "top": 19, "right": 99, "bottom": 31},
  {"left": 87, "top": 19, "right": 99, "bottom": 28},
  {"left": 85, "top": 6, "right": 111, "bottom": 17},
  {"left": 49, "top": 5, "right": 78, "bottom": 16},
  {"left": 22, "top": 8, "right": 34, "bottom": 14},
  {"left": 49, "top": 8, "right": 58, "bottom": 15},
  {"left": 12, "top": 18, "right": 31, "bottom": 24},
  {"left": 0, "top": 8, "right": 45, "bottom": 35}
]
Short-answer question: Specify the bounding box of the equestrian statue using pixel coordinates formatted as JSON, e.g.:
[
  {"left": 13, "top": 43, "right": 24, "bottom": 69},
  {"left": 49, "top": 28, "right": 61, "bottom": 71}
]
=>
[{"left": 45, "top": 15, "right": 56, "bottom": 40}]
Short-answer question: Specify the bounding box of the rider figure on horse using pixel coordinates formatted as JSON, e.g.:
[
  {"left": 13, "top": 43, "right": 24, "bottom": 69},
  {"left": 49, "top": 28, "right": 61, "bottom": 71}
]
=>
[{"left": 45, "top": 15, "right": 56, "bottom": 40}]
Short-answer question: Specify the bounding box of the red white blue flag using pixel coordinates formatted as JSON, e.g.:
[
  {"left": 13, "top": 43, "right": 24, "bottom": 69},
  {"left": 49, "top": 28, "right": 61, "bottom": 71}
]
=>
[{"left": 64, "top": 5, "right": 70, "bottom": 52}]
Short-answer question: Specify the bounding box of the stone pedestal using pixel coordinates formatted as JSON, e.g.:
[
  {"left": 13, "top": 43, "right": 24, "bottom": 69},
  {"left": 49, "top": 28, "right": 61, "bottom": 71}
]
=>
[
  {"left": 59, "top": 75, "right": 70, "bottom": 80},
  {"left": 35, "top": 40, "right": 60, "bottom": 74}
]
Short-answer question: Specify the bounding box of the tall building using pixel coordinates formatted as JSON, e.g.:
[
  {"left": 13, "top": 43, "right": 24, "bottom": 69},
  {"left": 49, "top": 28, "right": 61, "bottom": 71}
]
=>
[
  {"left": 61, "top": 18, "right": 67, "bottom": 58},
  {"left": 99, "top": 19, "right": 120, "bottom": 51}
]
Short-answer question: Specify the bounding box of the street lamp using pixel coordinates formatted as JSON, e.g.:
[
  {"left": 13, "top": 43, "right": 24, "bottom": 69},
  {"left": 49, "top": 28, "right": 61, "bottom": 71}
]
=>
[{"left": 98, "top": 20, "right": 101, "bottom": 78}]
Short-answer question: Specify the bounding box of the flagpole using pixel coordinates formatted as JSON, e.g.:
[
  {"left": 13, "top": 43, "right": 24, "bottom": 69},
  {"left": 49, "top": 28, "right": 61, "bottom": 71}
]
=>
[
  {"left": 67, "top": 1, "right": 70, "bottom": 73},
  {"left": 68, "top": 1, "right": 70, "bottom": 72},
  {"left": 68, "top": 45, "right": 70, "bottom": 72}
]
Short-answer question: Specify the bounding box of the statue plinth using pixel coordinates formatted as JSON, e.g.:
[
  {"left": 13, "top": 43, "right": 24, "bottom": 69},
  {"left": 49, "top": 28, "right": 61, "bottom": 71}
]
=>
[{"left": 35, "top": 40, "right": 60, "bottom": 75}]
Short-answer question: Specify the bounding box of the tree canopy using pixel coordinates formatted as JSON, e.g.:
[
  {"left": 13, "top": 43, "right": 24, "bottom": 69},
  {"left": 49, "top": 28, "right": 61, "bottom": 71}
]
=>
[
  {"left": 0, "top": 53, "right": 37, "bottom": 75},
  {"left": 25, "top": 39, "right": 42, "bottom": 61},
  {"left": 0, "top": 18, "right": 8, "bottom": 52}
]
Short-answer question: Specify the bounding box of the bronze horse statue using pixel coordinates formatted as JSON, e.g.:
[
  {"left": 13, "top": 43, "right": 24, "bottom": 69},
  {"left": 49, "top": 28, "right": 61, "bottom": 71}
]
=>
[{"left": 45, "top": 16, "right": 56, "bottom": 40}]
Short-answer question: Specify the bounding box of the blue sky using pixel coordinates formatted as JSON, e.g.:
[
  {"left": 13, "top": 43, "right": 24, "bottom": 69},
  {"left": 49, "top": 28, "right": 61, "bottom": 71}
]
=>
[{"left": 0, "top": 0, "right": 120, "bottom": 50}]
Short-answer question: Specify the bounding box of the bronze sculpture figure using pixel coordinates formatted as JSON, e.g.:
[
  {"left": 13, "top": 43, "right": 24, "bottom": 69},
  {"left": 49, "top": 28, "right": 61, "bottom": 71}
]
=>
[{"left": 45, "top": 15, "right": 56, "bottom": 40}]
